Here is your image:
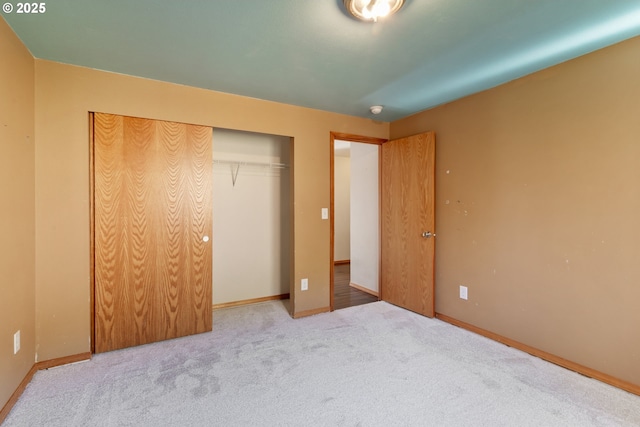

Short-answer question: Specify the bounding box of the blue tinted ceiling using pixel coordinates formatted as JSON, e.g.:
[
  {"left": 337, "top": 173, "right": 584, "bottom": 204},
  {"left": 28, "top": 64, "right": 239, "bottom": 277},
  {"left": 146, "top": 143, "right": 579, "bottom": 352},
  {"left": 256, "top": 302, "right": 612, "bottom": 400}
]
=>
[{"left": 4, "top": 0, "right": 640, "bottom": 121}]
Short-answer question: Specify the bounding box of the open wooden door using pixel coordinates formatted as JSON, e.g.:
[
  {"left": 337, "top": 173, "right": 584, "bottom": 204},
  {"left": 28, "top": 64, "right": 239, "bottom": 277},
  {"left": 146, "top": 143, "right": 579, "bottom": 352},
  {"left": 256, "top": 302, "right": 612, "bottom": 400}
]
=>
[
  {"left": 93, "top": 113, "right": 213, "bottom": 353},
  {"left": 381, "top": 132, "right": 435, "bottom": 317}
]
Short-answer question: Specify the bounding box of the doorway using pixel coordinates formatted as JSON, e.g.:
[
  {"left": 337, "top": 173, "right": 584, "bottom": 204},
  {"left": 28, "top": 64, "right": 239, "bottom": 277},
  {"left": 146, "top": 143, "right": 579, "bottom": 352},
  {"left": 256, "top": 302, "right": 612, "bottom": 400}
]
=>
[
  {"left": 330, "top": 133, "right": 386, "bottom": 310},
  {"left": 330, "top": 131, "right": 436, "bottom": 316}
]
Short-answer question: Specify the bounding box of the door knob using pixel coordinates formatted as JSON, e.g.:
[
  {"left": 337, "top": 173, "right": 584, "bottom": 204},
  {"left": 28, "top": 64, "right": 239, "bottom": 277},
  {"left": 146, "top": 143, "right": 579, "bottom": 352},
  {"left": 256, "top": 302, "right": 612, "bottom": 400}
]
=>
[
  {"left": 422, "top": 231, "right": 435, "bottom": 238},
  {"left": 202, "top": 235, "right": 210, "bottom": 242}
]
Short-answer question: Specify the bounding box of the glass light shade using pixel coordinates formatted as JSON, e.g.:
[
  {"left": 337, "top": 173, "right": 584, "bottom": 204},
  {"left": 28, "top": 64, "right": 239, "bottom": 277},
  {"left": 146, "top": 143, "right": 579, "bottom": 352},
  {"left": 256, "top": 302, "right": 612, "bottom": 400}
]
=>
[{"left": 344, "top": 0, "right": 405, "bottom": 22}]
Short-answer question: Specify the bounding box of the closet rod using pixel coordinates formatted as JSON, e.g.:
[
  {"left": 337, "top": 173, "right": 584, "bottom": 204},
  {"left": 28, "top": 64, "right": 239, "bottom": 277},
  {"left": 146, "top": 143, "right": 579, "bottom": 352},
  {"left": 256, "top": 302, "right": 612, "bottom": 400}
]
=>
[{"left": 213, "top": 159, "right": 289, "bottom": 169}]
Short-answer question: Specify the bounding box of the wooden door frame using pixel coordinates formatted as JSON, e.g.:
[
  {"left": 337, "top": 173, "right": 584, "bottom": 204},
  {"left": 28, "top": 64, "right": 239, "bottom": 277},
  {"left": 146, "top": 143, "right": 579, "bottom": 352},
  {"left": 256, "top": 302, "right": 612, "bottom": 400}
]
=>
[
  {"left": 89, "top": 112, "right": 96, "bottom": 353},
  {"left": 329, "top": 132, "right": 387, "bottom": 311}
]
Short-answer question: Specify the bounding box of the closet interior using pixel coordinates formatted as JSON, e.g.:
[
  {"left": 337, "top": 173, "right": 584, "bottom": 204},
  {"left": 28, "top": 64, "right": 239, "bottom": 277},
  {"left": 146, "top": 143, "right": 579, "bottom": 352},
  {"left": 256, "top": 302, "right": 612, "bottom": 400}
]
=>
[{"left": 212, "top": 128, "right": 292, "bottom": 307}]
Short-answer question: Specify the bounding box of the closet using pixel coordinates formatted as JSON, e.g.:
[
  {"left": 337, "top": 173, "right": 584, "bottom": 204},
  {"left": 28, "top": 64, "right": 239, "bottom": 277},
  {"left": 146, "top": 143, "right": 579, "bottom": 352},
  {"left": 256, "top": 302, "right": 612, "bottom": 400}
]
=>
[{"left": 92, "top": 115, "right": 291, "bottom": 353}]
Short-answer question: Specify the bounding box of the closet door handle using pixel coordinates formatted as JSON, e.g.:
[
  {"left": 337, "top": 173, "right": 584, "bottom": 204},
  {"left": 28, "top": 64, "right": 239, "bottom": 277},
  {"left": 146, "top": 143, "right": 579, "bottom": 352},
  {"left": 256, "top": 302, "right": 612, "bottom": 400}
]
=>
[
  {"left": 202, "top": 235, "right": 210, "bottom": 242},
  {"left": 421, "top": 231, "right": 435, "bottom": 238}
]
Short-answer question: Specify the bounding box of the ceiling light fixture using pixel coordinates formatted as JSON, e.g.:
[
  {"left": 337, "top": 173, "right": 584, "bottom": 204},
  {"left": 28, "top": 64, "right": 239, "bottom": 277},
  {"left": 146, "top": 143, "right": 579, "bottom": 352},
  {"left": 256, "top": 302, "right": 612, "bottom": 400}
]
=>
[{"left": 344, "top": 0, "right": 405, "bottom": 23}]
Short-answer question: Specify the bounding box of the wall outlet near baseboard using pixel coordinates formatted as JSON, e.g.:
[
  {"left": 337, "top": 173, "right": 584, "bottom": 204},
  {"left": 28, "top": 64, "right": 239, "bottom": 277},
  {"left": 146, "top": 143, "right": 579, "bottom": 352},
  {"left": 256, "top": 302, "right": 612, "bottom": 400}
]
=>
[
  {"left": 301, "top": 278, "right": 309, "bottom": 291},
  {"left": 14, "top": 330, "right": 20, "bottom": 354},
  {"left": 459, "top": 286, "right": 468, "bottom": 300}
]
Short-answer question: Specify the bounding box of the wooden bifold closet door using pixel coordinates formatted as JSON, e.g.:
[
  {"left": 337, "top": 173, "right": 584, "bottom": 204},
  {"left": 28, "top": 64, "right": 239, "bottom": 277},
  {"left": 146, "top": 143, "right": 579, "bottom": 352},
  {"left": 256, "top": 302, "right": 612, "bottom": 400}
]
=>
[{"left": 93, "top": 113, "right": 213, "bottom": 353}]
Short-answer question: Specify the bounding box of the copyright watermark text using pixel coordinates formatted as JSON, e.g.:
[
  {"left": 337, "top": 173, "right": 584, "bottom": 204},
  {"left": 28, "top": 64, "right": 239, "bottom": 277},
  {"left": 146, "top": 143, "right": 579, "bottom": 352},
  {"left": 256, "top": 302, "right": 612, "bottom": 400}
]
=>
[{"left": 2, "top": 2, "right": 47, "bottom": 14}]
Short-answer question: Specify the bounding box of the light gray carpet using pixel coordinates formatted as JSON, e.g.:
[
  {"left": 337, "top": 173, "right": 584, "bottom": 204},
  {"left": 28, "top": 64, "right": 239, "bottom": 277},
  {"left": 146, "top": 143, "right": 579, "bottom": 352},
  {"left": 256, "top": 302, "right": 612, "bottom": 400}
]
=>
[{"left": 4, "top": 301, "right": 640, "bottom": 426}]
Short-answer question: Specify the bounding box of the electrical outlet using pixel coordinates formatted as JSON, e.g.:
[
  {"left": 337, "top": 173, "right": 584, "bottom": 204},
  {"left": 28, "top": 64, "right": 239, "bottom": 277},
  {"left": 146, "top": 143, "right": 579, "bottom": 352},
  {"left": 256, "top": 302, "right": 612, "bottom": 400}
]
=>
[
  {"left": 14, "top": 330, "right": 20, "bottom": 354},
  {"left": 301, "top": 278, "right": 309, "bottom": 291},
  {"left": 459, "top": 285, "right": 468, "bottom": 300}
]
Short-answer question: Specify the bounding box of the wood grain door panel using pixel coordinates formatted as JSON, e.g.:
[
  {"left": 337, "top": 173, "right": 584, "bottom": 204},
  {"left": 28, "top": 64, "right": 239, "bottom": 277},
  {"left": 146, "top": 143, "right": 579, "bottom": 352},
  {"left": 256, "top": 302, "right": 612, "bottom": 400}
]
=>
[
  {"left": 93, "top": 113, "right": 212, "bottom": 353},
  {"left": 381, "top": 132, "right": 435, "bottom": 317}
]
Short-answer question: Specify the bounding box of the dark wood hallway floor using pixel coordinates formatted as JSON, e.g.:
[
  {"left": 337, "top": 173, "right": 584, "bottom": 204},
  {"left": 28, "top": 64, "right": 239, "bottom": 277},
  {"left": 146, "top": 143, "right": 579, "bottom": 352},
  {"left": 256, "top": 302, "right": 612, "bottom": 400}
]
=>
[{"left": 333, "top": 263, "right": 378, "bottom": 310}]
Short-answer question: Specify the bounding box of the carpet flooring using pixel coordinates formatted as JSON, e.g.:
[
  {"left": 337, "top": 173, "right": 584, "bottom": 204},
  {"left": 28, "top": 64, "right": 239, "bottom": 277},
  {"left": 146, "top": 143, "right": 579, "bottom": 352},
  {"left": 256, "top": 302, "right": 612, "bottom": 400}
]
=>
[{"left": 4, "top": 301, "right": 640, "bottom": 426}]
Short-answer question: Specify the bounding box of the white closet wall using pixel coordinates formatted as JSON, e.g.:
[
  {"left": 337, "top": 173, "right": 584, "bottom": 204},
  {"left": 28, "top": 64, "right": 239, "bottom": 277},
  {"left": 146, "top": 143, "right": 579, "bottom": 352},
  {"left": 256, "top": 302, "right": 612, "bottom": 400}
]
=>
[
  {"left": 350, "top": 143, "right": 379, "bottom": 294},
  {"left": 212, "top": 128, "right": 291, "bottom": 304}
]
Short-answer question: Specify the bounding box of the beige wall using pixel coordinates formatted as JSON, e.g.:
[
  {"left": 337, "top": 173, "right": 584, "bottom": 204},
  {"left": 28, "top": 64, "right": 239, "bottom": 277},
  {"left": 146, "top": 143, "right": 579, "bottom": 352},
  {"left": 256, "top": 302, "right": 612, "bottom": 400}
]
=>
[
  {"left": 0, "top": 18, "right": 36, "bottom": 409},
  {"left": 33, "top": 59, "right": 388, "bottom": 361},
  {"left": 391, "top": 36, "right": 640, "bottom": 386}
]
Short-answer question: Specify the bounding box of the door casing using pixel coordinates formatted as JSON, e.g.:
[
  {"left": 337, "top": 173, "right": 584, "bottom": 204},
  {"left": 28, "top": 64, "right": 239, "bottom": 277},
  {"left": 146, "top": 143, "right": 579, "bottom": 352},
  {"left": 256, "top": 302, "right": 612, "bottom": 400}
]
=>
[{"left": 329, "top": 132, "right": 386, "bottom": 311}]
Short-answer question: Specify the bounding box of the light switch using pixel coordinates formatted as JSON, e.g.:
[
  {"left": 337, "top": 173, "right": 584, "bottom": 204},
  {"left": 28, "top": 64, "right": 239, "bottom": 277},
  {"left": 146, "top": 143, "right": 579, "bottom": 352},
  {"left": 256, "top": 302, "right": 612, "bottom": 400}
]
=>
[{"left": 321, "top": 208, "right": 329, "bottom": 220}]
